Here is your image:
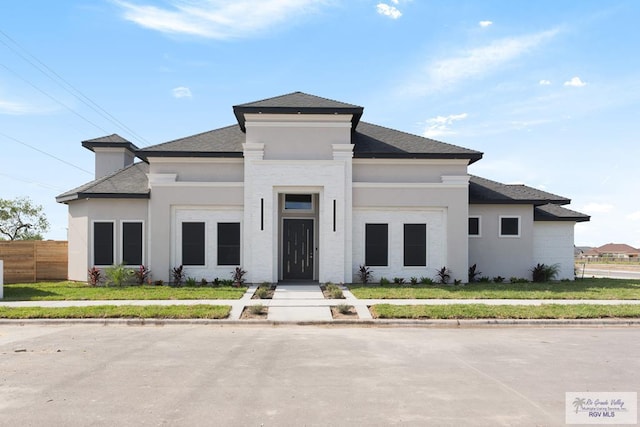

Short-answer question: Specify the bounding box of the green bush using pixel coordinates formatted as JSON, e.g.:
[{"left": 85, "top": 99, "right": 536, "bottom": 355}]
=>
[
  {"left": 492, "top": 276, "right": 505, "bottom": 283},
  {"left": 393, "top": 277, "right": 405, "bottom": 285},
  {"left": 419, "top": 276, "right": 434, "bottom": 285},
  {"left": 410, "top": 277, "right": 418, "bottom": 285},
  {"left": 104, "top": 264, "right": 133, "bottom": 287},
  {"left": 531, "top": 263, "right": 560, "bottom": 282},
  {"left": 380, "top": 277, "right": 390, "bottom": 285},
  {"left": 255, "top": 287, "right": 270, "bottom": 299},
  {"left": 335, "top": 304, "right": 352, "bottom": 315},
  {"left": 249, "top": 304, "right": 265, "bottom": 315},
  {"left": 185, "top": 277, "right": 197, "bottom": 287}
]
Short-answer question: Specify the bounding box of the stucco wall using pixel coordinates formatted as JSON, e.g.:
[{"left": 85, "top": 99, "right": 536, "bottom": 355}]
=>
[
  {"left": 353, "top": 160, "right": 467, "bottom": 183},
  {"left": 149, "top": 159, "right": 243, "bottom": 182},
  {"left": 67, "top": 198, "right": 148, "bottom": 282},
  {"left": 147, "top": 184, "right": 244, "bottom": 282},
  {"left": 533, "top": 221, "right": 576, "bottom": 280},
  {"left": 468, "top": 204, "right": 534, "bottom": 280},
  {"left": 94, "top": 147, "right": 135, "bottom": 179}
]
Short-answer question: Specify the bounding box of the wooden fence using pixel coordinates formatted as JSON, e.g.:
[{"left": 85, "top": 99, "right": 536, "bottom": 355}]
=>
[{"left": 0, "top": 241, "right": 68, "bottom": 283}]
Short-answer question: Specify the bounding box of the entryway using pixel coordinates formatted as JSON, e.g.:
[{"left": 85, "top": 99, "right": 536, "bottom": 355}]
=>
[{"left": 282, "top": 219, "right": 314, "bottom": 280}]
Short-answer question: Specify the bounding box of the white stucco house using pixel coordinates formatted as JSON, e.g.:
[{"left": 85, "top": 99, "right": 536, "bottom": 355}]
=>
[{"left": 57, "top": 92, "right": 589, "bottom": 283}]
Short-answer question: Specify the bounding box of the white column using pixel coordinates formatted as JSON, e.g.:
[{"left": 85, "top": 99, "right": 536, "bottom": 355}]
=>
[{"left": 333, "top": 144, "right": 354, "bottom": 283}]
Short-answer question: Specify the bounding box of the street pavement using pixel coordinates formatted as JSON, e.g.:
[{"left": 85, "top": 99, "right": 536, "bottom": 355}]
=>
[{"left": 1, "top": 324, "right": 638, "bottom": 426}]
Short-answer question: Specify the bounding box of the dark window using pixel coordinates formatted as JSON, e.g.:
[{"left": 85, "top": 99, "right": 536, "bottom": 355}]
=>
[
  {"left": 182, "top": 222, "right": 205, "bottom": 266},
  {"left": 404, "top": 224, "right": 426, "bottom": 266},
  {"left": 285, "top": 194, "right": 312, "bottom": 210},
  {"left": 93, "top": 222, "right": 113, "bottom": 265},
  {"left": 500, "top": 217, "right": 520, "bottom": 236},
  {"left": 469, "top": 217, "right": 480, "bottom": 236},
  {"left": 122, "top": 222, "right": 143, "bottom": 265},
  {"left": 217, "top": 223, "right": 240, "bottom": 266},
  {"left": 365, "top": 224, "right": 388, "bottom": 266}
]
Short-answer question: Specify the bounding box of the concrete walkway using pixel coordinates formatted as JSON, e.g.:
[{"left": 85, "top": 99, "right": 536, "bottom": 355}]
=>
[{"left": 1, "top": 282, "right": 640, "bottom": 323}]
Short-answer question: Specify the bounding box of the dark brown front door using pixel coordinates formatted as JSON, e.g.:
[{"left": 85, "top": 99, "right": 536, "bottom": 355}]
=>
[{"left": 283, "top": 219, "right": 314, "bottom": 280}]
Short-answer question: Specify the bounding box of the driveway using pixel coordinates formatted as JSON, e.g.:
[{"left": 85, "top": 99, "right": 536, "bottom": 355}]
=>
[{"left": 1, "top": 325, "right": 638, "bottom": 426}]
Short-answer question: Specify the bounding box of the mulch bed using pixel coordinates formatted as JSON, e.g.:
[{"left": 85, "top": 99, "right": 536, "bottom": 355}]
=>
[
  {"left": 251, "top": 286, "right": 276, "bottom": 299},
  {"left": 331, "top": 306, "right": 358, "bottom": 319},
  {"left": 240, "top": 306, "right": 269, "bottom": 319}
]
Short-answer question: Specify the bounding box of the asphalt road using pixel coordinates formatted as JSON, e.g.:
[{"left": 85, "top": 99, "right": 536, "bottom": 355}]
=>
[
  {"left": 1, "top": 324, "right": 639, "bottom": 426},
  {"left": 580, "top": 268, "right": 640, "bottom": 280}
]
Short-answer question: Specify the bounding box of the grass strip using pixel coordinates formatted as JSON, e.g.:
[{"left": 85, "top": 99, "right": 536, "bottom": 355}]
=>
[
  {"left": 349, "top": 278, "right": 640, "bottom": 300},
  {"left": 2, "top": 282, "right": 246, "bottom": 301},
  {"left": 370, "top": 304, "right": 640, "bottom": 319},
  {"left": 0, "top": 305, "right": 231, "bottom": 319}
]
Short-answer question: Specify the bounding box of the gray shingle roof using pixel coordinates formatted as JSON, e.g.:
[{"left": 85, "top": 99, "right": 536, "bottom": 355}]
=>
[
  {"left": 534, "top": 203, "right": 591, "bottom": 222},
  {"left": 233, "top": 91, "right": 364, "bottom": 131},
  {"left": 469, "top": 175, "right": 570, "bottom": 205},
  {"left": 82, "top": 134, "right": 139, "bottom": 152},
  {"left": 136, "top": 125, "right": 244, "bottom": 159},
  {"left": 354, "top": 122, "right": 483, "bottom": 163},
  {"left": 56, "top": 162, "right": 149, "bottom": 203}
]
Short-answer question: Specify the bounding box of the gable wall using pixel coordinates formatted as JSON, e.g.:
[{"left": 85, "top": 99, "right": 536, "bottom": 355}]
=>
[
  {"left": 149, "top": 159, "right": 243, "bottom": 182},
  {"left": 353, "top": 160, "right": 467, "bottom": 183}
]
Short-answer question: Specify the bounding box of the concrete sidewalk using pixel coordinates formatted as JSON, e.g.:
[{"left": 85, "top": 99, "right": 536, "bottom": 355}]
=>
[{"left": 1, "top": 282, "right": 640, "bottom": 323}]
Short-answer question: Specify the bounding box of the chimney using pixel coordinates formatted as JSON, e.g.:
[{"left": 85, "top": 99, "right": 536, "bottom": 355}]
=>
[{"left": 81, "top": 134, "right": 139, "bottom": 179}]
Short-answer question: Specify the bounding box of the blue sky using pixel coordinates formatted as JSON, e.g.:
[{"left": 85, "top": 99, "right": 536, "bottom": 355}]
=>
[{"left": 1, "top": 0, "right": 639, "bottom": 247}]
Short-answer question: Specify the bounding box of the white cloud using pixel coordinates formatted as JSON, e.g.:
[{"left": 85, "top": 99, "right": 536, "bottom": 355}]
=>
[
  {"left": 539, "top": 79, "right": 551, "bottom": 85},
  {"left": 113, "top": 0, "right": 328, "bottom": 39},
  {"left": 564, "top": 76, "right": 587, "bottom": 87},
  {"left": 402, "top": 28, "right": 559, "bottom": 96},
  {"left": 479, "top": 20, "right": 493, "bottom": 27},
  {"left": 0, "top": 99, "right": 56, "bottom": 115},
  {"left": 423, "top": 113, "right": 468, "bottom": 138},
  {"left": 376, "top": 3, "right": 402, "bottom": 19},
  {"left": 172, "top": 86, "right": 192, "bottom": 98},
  {"left": 583, "top": 202, "right": 614, "bottom": 214},
  {"left": 627, "top": 211, "right": 640, "bottom": 221}
]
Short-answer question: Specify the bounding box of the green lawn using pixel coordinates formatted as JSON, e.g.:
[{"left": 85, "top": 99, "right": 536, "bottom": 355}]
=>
[
  {"left": 370, "top": 304, "right": 640, "bottom": 319},
  {"left": 0, "top": 304, "right": 231, "bottom": 319},
  {"left": 349, "top": 278, "right": 640, "bottom": 300},
  {"left": 2, "top": 281, "right": 247, "bottom": 301}
]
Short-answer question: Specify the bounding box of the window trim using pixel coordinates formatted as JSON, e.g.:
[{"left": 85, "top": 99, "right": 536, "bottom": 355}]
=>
[
  {"left": 365, "top": 223, "right": 389, "bottom": 267},
  {"left": 217, "top": 222, "right": 241, "bottom": 266},
  {"left": 403, "top": 223, "right": 427, "bottom": 267},
  {"left": 499, "top": 215, "right": 521, "bottom": 238},
  {"left": 120, "top": 220, "right": 144, "bottom": 267},
  {"left": 468, "top": 216, "right": 481, "bottom": 238},
  {"left": 92, "top": 220, "right": 115, "bottom": 267},
  {"left": 181, "top": 221, "right": 207, "bottom": 266}
]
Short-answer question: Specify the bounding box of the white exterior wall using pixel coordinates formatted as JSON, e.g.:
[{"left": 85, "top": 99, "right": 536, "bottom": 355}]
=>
[
  {"left": 242, "top": 114, "right": 353, "bottom": 284},
  {"left": 94, "top": 147, "right": 135, "bottom": 179},
  {"left": 468, "top": 204, "right": 534, "bottom": 280},
  {"left": 533, "top": 222, "right": 576, "bottom": 280},
  {"left": 352, "top": 209, "right": 447, "bottom": 282},
  {"left": 149, "top": 158, "right": 243, "bottom": 182},
  {"left": 66, "top": 199, "right": 148, "bottom": 281}
]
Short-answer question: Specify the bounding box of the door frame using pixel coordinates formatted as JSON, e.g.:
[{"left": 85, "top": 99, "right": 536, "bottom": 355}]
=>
[{"left": 280, "top": 217, "right": 316, "bottom": 281}]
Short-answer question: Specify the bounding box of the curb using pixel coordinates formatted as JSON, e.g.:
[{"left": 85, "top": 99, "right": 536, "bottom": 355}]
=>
[{"left": 2, "top": 318, "right": 640, "bottom": 327}]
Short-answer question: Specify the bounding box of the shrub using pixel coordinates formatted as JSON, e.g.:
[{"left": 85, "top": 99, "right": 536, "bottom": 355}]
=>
[
  {"left": 104, "top": 263, "right": 133, "bottom": 287},
  {"left": 232, "top": 267, "right": 247, "bottom": 286},
  {"left": 325, "top": 283, "right": 344, "bottom": 299},
  {"left": 185, "top": 277, "right": 197, "bottom": 287},
  {"left": 358, "top": 265, "right": 373, "bottom": 284},
  {"left": 154, "top": 280, "right": 164, "bottom": 286},
  {"left": 453, "top": 279, "right": 462, "bottom": 286},
  {"left": 510, "top": 277, "right": 529, "bottom": 284},
  {"left": 410, "top": 277, "right": 418, "bottom": 285},
  {"left": 255, "top": 287, "right": 270, "bottom": 299},
  {"left": 200, "top": 278, "right": 208, "bottom": 287},
  {"left": 419, "top": 276, "right": 434, "bottom": 285},
  {"left": 492, "top": 276, "right": 505, "bottom": 283},
  {"left": 133, "top": 265, "right": 151, "bottom": 285},
  {"left": 531, "top": 263, "right": 560, "bottom": 282},
  {"left": 212, "top": 278, "right": 220, "bottom": 287},
  {"left": 435, "top": 266, "right": 451, "bottom": 284},
  {"left": 380, "top": 277, "right": 390, "bottom": 285},
  {"left": 87, "top": 267, "right": 102, "bottom": 286},
  {"left": 468, "top": 264, "right": 481, "bottom": 283},
  {"left": 393, "top": 277, "right": 405, "bottom": 285},
  {"left": 478, "top": 276, "right": 491, "bottom": 283},
  {"left": 171, "top": 265, "right": 185, "bottom": 286},
  {"left": 219, "top": 279, "right": 234, "bottom": 286},
  {"left": 336, "top": 304, "right": 352, "bottom": 315},
  {"left": 249, "top": 304, "right": 265, "bottom": 315}
]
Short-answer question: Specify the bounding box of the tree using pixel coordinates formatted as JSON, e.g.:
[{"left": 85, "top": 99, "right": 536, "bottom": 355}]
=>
[{"left": 0, "top": 197, "right": 50, "bottom": 240}]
